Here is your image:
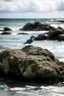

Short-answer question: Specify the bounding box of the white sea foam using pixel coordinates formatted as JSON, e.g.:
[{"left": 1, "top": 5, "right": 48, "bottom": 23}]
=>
[
  {"left": 10, "top": 87, "right": 25, "bottom": 91},
  {"left": 0, "top": 84, "right": 64, "bottom": 96},
  {"left": 51, "top": 24, "right": 59, "bottom": 28},
  {"left": 0, "top": 31, "right": 2, "bottom": 34},
  {"left": 51, "top": 24, "right": 64, "bottom": 29},
  {"left": 4, "top": 85, "right": 64, "bottom": 96},
  {"left": 11, "top": 27, "right": 20, "bottom": 31},
  {"left": 0, "top": 28, "right": 3, "bottom": 31}
]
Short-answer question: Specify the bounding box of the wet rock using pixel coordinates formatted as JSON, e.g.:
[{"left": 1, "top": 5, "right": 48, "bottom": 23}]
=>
[
  {"left": 35, "top": 28, "right": 64, "bottom": 40},
  {"left": 19, "top": 23, "right": 33, "bottom": 31},
  {"left": 35, "top": 33, "right": 48, "bottom": 40},
  {"left": 58, "top": 20, "right": 64, "bottom": 23},
  {"left": 48, "top": 28, "right": 64, "bottom": 40},
  {"left": 57, "top": 62, "right": 64, "bottom": 82},
  {"left": 20, "top": 22, "right": 55, "bottom": 31},
  {"left": 17, "top": 33, "right": 28, "bottom": 35},
  {"left": 4, "top": 27, "right": 12, "bottom": 31},
  {"left": 0, "top": 27, "right": 12, "bottom": 35},
  {"left": 58, "top": 26, "right": 63, "bottom": 30},
  {"left": 58, "top": 34, "right": 64, "bottom": 41},
  {"left": 0, "top": 45, "right": 61, "bottom": 84},
  {"left": 1, "top": 31, "right": 11, "bottom": 35}
]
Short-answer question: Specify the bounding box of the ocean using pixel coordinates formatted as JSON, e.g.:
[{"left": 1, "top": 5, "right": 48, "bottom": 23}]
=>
[{"left": 0, "top": 18, "right": 64, "bottom": 96}]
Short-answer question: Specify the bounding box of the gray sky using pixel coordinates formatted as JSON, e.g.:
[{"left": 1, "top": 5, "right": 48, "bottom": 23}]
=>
[{"left": 0, "top": 0, "right": 64, "bottom": 18}]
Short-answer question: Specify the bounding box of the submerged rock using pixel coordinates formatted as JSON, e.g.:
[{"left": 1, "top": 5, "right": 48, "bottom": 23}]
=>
[
  {"left": 17, "top": 33, "right": 28, "bottom": 35},
  {"left": 0, "top": 45, "right": 63, "bottom": 84},
  {"left": 20, "top": 22, "right": 55, "bottom": 31}
]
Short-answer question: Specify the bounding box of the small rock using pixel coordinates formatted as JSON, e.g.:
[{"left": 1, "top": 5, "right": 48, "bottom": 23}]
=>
[
  {"left": 1, "top": 32, "right": 11, "bottom": 35},
  {"left": 17, "top": 33, "right": 28, "bottom": 35},
  {"left": 4, "top": 27, "right": 12, "bottom": 31}
]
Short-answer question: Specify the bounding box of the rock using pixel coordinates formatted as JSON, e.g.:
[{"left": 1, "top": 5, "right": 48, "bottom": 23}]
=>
[
  {"left": 35, "top": 33, "right": 48, "bottom": 40},
  {"left": 17, "top": 33, "right": 28, "bottom": 35},
  {"left": 58, "top": 34, "right": 64, "bottom": 41},
  {"left": 0, "top": 45, "right": 62, "bottom": 84},
  {"left": 1, "top": 31, "right": 11, "bottom": 35},
  {"left": 58, "top": 20, "right": 64, "bottom": 23},
  {"left": 57, "top": 62, "right": 64, "bottom": 82},
  {"left": 19, "top": 23, "right": 33, "bottom": 31},
  {"left": 0, "top": 27, "right": 12, "bottom": 35},
  {"left": 58, "top": 26, "right": 63, "bottom": 30},
  {"left": 20, "top": 22, "right": 55, "bottom": 31},
  {"left": 35, "top": 28, "right": 64, "bottom": 40},
  {"left": 4, "top": 27, "right": 12, "bottom": 31},
  {"left": 0, "top": 30, "right": 3, "bottom": 31},
  {"left": 48, "top": 28, "right": 64, "bottom": 40}
]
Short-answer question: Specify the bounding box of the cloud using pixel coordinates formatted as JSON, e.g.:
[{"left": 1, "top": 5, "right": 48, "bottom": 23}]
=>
[
  {"left": 3, "top": 0, "right": 12, "bottom": 1},
  {"left": 57, "top": 1, "right": 64, "bottom": 11},
  {"left": 0, "top": 0, "right": 64, "bottom": 12}
]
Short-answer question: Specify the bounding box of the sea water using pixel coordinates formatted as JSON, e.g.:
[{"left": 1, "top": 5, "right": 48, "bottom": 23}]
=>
[{"left": 0, "top": 18, "right": 64, "bottom": 96}]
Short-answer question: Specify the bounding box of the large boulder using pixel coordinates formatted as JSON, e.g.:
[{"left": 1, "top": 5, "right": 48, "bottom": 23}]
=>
[
  {"left": 0, "top": 45, "right": 63, "bottom": 84},
  {"left": 20, "top": 22, "right": 55, "bottom": 31},
  {"left": 19, "top": 23, "right": 33, "bottom": 31},
  {"left": 35, "top": 28, "right": 64, "bottom": 40}
]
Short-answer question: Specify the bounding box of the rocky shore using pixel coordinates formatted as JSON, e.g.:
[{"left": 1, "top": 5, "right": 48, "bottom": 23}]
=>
[
  {"left": 1, "top": 22, "right": 64, "bottom": 41},
  {"left": 20, "top": 22, "right": 64, "bottom": 41},
  {"left": 0, "top": 45, "right": 64, "bottom": 84},
  {"left": 20, "top": 22, "right": 55, "bottom": 31},
  {"left": 35, "top": 26, "right": 64, "bottom": 41}
]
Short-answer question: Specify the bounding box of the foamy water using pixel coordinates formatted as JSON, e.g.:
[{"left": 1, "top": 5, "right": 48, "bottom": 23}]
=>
[{"left": 0, "top": 84, "right": 64, "bottom": 96}]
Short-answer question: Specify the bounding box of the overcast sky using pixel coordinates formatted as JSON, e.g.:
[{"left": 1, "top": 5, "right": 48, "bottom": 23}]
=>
[{"left": 0, "top": 0, "right": 64, "bottom": 18}]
